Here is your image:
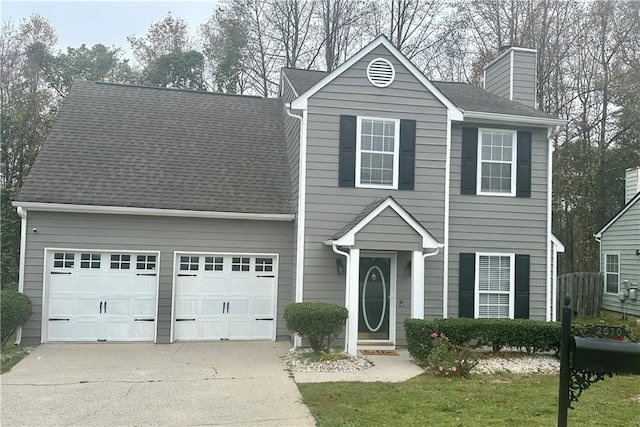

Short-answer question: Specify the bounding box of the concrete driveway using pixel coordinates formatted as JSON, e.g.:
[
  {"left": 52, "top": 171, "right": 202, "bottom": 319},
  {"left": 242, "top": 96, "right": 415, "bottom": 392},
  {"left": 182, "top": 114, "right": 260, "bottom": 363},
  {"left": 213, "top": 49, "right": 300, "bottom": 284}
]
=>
[{"left": 1, "top": 341, "right": 315, "bottom": 426}]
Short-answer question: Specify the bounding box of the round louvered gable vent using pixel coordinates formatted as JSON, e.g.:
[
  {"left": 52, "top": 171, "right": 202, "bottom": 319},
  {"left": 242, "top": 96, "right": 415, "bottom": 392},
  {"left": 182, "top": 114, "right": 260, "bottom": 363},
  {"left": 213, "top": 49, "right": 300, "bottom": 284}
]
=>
[{"left": 367, "top": 58, "right": 395, "bottom": 88}]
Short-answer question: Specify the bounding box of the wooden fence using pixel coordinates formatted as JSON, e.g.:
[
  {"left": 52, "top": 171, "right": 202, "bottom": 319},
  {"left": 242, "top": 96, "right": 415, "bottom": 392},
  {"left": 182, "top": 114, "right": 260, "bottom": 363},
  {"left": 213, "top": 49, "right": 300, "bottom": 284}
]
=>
[{"left": 558, "top": 272, "right": 603, "bottom": 318}]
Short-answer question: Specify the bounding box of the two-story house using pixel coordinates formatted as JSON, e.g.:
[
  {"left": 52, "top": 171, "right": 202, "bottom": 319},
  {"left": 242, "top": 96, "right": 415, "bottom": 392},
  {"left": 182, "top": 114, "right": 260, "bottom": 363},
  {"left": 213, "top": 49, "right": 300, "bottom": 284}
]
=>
[{"left": 13, "top": 36, "right": 565, "bottom": 354}]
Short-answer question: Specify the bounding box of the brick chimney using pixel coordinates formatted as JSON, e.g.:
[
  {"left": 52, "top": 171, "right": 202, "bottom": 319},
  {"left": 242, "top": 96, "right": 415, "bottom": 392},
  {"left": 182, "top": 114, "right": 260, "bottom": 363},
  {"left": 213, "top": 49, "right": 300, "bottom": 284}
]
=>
[
  {"left": 483, "top": 46, "right": 537, "bottom": 109},
  {"left": 625, "top": 166, "right": 640, "bottom": 204}
]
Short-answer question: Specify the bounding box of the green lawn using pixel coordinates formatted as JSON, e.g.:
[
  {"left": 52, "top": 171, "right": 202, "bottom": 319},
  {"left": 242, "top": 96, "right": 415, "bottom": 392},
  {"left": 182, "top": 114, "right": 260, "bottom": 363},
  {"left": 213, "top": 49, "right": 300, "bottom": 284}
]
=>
[
  {"left": 298, "top": 373, "right": 640, "bottom": 426},
  {"left": 1, "top": 337, "right": 30, "bottom": 374}
]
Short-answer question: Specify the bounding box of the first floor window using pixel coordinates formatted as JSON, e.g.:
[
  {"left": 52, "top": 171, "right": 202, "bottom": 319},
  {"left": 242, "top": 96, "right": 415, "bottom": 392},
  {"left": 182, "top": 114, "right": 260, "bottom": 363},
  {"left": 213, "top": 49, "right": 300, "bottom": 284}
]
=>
[
  {"left": 357, "top": 117, "right": 398, "bottom": 187},
  {"left": 477, "top": 254, "right": 513, "bottom": 318},
  {"left": 478, "top": 129, "right": 516, "bottom": 195},
  {"left": 604, "top": 253, "right": 620, "bottom": 294}
]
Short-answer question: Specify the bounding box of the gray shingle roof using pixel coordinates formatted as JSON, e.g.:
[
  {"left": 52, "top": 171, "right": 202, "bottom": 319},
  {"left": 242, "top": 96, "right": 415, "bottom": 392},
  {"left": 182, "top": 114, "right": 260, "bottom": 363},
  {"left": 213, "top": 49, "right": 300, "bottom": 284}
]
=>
[
  {"left": 282, "top": 68, "right": 556, "bottom": 120},
  {"left": 16, "top": 81, "right": 292, "bottom": 214},
  {"left": 282, "top": 68, "right": 328, "bottom": 95},
  {"left": 431, "top": 81, "right": 555, "bottom": 119}
]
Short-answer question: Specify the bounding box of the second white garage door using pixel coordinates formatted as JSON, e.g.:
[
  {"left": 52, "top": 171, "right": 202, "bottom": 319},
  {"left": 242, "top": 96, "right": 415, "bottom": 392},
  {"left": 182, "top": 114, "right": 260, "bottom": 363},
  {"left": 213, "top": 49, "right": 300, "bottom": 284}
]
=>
[{"left": 173, "top": 253, "right": 277, "bottom": 341}]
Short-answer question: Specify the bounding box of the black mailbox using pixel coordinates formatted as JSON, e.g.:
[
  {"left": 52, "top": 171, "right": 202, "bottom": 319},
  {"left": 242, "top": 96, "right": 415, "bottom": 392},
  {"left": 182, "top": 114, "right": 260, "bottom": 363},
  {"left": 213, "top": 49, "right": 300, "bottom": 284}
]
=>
[{"left": 570, "top": 337, "right": 640, "bottom": 374}]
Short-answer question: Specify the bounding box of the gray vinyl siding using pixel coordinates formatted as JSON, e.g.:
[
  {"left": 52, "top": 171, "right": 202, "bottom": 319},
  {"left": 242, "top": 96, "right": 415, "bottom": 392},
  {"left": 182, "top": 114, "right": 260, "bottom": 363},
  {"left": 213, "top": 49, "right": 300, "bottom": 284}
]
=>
[
  {"left": 600, "top": 200, "right": 640, "bottom": 316},
  {"left": 448, "top": 123, "right": 549, "bottom": 320},
  {"left": 512, "top": 51, "right": 537, "bottom": 108},
  {"left": 625, "top": 168, "right": 639, "bottom": 204},
  {"left": 281, "top": 77, "right": 300, "bottom": 211},
  {"left": 484, "top": 55, "right": 511, "bottom": 101},
  {"left": 303, "top": 44, "right": 448, "bottom": 343},
  {"left": 354, "top": 207, "right": 422, "bottom": 251},
  {"left": 21, "top": 211, "right": 294, "bottom": 345}
]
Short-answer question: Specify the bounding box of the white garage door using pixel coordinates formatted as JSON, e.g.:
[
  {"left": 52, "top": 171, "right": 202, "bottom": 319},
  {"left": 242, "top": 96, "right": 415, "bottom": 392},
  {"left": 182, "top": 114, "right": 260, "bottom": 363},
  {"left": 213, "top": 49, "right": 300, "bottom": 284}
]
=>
[
  {"left": 173, "top": 254, "right": 277, "bottom": 341},
  {"left": 46, "top": 250, "right": 158, "bottom": 342}
]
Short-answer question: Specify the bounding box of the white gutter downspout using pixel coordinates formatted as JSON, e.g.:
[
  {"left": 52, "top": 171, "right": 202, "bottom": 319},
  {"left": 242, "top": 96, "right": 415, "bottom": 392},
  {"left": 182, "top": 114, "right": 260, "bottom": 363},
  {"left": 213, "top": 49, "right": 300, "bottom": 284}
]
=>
[
  {"left": 442, "top": 111, "right": 452, "bottom": 319},
  {"left": 285, "top": 103, "right": 308, "bottom": 350},
  {"left": 331, "top": 244, "right": 351, "bottom": 353},
  {"left": 547, "top": 126, "right": 561, "bottom": 322},
  {"left": 15, "top": 207, "right": 27, "bottom": 345}
]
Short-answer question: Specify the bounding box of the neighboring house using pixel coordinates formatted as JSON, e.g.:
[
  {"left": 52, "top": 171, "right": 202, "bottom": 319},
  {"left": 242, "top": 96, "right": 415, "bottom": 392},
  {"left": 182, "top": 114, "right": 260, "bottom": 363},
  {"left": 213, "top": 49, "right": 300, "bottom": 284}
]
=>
[
  {"left": 13, "top": 36, "right": 566, "bottom": 355},
  {"left": 595, "top": 167, "right": 640, "bottom": 318}
]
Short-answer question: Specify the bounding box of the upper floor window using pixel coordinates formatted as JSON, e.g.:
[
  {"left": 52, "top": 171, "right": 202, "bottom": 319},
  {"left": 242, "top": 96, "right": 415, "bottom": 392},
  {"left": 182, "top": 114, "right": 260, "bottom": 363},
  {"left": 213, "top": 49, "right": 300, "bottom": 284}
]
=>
[
  {"left": 477, "top": 129, "right": 517, "bottom": 196},
  {"left": 356, "top": 117, "right": 399, "bottom": 188},
  {"left": 604, "top": 253, "right": 620, "bottom": 294},
  {"left": 476, "top": 253, "right": 514, "bottom": 318}
]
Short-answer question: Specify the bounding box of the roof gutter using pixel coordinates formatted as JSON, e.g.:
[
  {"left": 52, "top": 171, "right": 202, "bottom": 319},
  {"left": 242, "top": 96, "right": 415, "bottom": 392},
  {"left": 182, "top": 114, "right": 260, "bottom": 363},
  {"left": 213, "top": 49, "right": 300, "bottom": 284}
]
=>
[
  {"left": 463, "top": 111, "right": 567, "bottom": 127},
  {"left": 331, "top": 244, "right": 351, "bottom": 353},
  {"left": 11, "top": 202, "right": 294, "bottom": 221}
]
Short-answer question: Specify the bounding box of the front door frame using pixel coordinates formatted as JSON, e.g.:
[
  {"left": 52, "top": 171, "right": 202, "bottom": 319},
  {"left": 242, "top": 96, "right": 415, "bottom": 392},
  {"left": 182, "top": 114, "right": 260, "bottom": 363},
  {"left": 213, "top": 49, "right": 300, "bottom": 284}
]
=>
[{"left": 358, "top": 251, "right": 396, "bottom": 348}]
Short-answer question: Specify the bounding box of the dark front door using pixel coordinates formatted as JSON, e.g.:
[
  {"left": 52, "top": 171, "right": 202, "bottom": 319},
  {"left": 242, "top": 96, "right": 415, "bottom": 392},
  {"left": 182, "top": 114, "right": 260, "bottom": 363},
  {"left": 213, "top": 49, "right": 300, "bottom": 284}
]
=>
[{"left": 358, "top": 256, "right": 391, "bottom": 340}]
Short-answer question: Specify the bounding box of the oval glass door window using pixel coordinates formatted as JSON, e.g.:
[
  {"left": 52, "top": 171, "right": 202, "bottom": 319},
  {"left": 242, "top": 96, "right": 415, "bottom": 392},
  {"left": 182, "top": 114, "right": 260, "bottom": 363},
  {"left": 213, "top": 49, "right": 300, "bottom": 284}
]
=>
[{"left": 361, "top": 266, "right": 386, "bottom": 332}]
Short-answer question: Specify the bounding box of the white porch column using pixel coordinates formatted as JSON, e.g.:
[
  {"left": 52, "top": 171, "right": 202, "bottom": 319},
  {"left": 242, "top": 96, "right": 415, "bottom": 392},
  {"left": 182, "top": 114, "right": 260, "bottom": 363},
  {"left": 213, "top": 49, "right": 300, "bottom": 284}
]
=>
[
  {"left": 411, "top": 250, "right": 425, "bottom": 318},
  {"left": 346, "top": 248, "right": 360, "bottom": 356}
]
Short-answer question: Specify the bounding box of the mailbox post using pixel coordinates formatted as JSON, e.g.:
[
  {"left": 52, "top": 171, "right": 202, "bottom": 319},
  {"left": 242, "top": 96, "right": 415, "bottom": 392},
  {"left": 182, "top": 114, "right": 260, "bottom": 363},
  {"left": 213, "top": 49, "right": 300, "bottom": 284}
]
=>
[{"left": 557, "top": 296, "right": 640, "bottom": 427}]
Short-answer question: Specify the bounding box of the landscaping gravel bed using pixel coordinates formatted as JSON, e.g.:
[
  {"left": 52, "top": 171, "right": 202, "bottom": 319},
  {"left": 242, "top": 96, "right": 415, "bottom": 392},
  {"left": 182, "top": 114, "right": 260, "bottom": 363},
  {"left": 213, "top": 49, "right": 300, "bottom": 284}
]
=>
[{"left": 285, "top": 350, "right": 559, "bottom": 374}]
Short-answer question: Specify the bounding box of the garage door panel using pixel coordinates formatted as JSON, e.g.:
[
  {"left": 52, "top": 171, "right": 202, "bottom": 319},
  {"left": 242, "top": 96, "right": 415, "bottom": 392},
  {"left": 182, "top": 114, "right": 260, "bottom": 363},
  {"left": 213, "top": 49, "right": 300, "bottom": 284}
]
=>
[
  {"left": 174, "top": 253, "right": 277, "bottom": 341},
  {"left": 252, "top": 299, "right": 273, "bottom": 316},
  {"left": 252, "top": 320, "right": 274, "bottom": 339},
  {"left": 46, "top": 250, "right": 158, "bottom": 342}
]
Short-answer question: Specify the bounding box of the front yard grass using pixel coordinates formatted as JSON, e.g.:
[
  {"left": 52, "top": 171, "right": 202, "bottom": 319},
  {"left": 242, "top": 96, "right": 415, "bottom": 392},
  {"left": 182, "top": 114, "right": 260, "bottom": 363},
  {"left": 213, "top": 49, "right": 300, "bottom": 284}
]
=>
[
  {"left": 1, "top": 343, "right": 29, "bottom": 374},
  {"left": 298, "top": 373, "right": 640, "bottom": 426}
]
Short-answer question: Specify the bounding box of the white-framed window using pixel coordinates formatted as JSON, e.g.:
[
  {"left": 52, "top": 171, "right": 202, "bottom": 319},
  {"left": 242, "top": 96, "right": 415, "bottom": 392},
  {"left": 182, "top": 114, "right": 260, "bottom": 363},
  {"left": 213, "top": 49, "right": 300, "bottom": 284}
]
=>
[
  {"left": 255, "top": 257, "right": 273, "bottom": 272},
  {"left": 53, "top": 252, "right": 75, "bottom": 269},
  {"left": 232, "top": 257, "right": 250, "bottom": 272},
  {"left": 604, "top": 253, "right": 620, "bottom": 294},
  {"left": 110, "top": 254, "right": 131, "bottom": 270},
  {"left": 204, "top": 256, "right": 224, "bottom": 271},
  {"left": 136, "top": 255, "right": 156, "bottom": 270},
  {"left": 475, "top": 253, "right": 515, "bottom": 318},
  {"left": 477, "top": 129, "right": 517, "bottom": 196},
  {"left": 180, "top": 256, "right": 199, "bottom": 271},
  {"left": 80, "top": 253, "right": 101, "bottom": 269},
  {"left": 356, "top": 117, "right": 399, "bottom": 188}
]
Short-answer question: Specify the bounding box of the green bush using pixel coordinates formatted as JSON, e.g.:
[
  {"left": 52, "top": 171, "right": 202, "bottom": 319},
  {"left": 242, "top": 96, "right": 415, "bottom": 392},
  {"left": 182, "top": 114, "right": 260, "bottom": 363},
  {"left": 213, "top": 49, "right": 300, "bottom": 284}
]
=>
[
  {"left": 424, "top": 333, "right": 479, "bottom": 377},
  {"left": 1, "top": 290, "right": 32, "bottom": 347},
  {"left": 404, "top": 317, "right": 561, "bottom": 362},
  {"left": 284, "top": 302, "right": 348, "bottom": 353}
]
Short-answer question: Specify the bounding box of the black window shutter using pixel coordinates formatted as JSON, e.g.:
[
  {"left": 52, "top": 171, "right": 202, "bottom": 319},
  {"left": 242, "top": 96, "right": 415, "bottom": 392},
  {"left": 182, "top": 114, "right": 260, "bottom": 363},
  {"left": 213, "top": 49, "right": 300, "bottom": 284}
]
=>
[
  {"left": 459, "top": 253, "right": 475, "bottom": 318},
  {"left": 516, "top": 131, "right": 532, "bottom": 198},
  {"left": 398, "top": 119, "right": 416, "bottom": 190},
  {"left": 461, "top": 127, "right": 478, "bottom": 194},
  {"left": 338, "top": 115, "right": 357, "bottom": 187},
  {"left": 514, "top": 254, "right": 530, "bottom": 318}
]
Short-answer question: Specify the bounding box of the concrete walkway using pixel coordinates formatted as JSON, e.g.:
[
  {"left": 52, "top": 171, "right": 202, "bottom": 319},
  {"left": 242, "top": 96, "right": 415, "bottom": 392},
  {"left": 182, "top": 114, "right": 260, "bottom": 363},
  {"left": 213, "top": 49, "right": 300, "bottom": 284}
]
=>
[
  {"left": 293, "top": 349, "right": 423, "bottom": 383},
  {"left": 1, "top": 342, "right": 315, "bottom": 426}
]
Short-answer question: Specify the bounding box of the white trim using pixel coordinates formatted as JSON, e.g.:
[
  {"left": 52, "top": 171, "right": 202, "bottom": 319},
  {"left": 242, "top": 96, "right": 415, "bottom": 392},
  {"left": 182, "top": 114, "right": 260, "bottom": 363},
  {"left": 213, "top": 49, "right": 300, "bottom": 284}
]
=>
[
  {"left": 326, "top": 197, "right": 442, "bottom": 249},
  {"left": 443, "top": 112, "right": 452, "bottom": 318},
  {"left": 483, "top": 47, "right": 538, "bottom": 70},
  {"left": 41, "top": 247, "right": 161, "bottom": 343},
  {"left": 551, "top": 234, "right": 565, "bottom": 252},
  {"left": 280, "top": 70, "right": 299, "bottom": 98},
  {"left": 331, "top": 244, "right": 351, "bottom": 353},
  {"left": 346, "top": 248, "right": 360, "bottom": 356},
  {"left": 411, "top": 251, "right": 425, "bottom": 319},
  {"left": 355, "top": 116, "right": 400, "bottom": 189},
  {"left": 474, "top": 253, "right": 515, "bottom": 319},
  {"left": 476, "top": 128, "right": 517, "bottom": 197},
  {"left": 296, "top": 110, "right": 308, "bottom": 303},
  {"left": 546, "top": 127, "right": 553, "bottom": 321},
  {"left": 509, "top": 51, "right": 514, "bottom": 101},
  {"left": 171, "top": 251, "right": 279, "bottom": 342},
  {"left": 462, "top": 111, "right": 567, "bottom": 127},
  {"left": 11, "top": 202, "right": 295, "bottom": 221},
  {"left": 603, "top": 252, "right": 621, "bottom": 295},
  {"left": 594, "top": 192, "right": 640, "bottom": 238},
  {"left": 291, "top": 36, "right": 464, "bottom": 121},
  {"left": 15, "top": 207, "right": 27, "bottom": 344}
]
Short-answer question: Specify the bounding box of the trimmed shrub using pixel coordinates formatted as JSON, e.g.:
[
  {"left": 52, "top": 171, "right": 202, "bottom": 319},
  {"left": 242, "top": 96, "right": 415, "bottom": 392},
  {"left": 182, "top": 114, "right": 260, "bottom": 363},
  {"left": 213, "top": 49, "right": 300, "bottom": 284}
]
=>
[
  {"left": 1, "top": 290, "right": 32, "bottom": 347},
  {"left": 284, "top": 302, "right": 348, "bottom": 353},
  {"left": 404, "top": 317, "right": 561, "bottom": 362}
]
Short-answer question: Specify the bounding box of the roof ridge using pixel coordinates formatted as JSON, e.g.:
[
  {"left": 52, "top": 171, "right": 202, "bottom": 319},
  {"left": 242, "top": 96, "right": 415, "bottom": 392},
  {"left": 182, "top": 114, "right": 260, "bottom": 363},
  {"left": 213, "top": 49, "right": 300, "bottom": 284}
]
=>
[
  {"left": 88, "top": 81, "right": 275, "bottom": 101},
  {"left": 281, "top": 67, "right": 328, "bottom": 74}
]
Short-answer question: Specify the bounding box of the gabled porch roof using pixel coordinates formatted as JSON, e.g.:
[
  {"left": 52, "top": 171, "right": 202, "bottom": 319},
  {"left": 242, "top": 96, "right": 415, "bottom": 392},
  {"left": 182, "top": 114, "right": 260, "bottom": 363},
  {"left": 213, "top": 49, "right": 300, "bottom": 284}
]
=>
[{"left": 323, "top": 196, "right": 442, "bottom": 249}]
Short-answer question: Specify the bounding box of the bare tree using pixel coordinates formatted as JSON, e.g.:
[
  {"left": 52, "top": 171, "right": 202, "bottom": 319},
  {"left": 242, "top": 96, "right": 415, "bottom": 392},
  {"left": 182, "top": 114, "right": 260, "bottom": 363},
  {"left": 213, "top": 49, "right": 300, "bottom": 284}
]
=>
[{"left": 270, "top": 0, "right": 317, "bottom": 69}]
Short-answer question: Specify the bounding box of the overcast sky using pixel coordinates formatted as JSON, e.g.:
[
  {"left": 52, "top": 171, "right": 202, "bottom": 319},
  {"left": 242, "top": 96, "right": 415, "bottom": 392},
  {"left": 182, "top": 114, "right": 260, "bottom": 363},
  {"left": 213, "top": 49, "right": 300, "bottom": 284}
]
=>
[{"left": 1, "top": 1, "right": 218, "bottom": 60}]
